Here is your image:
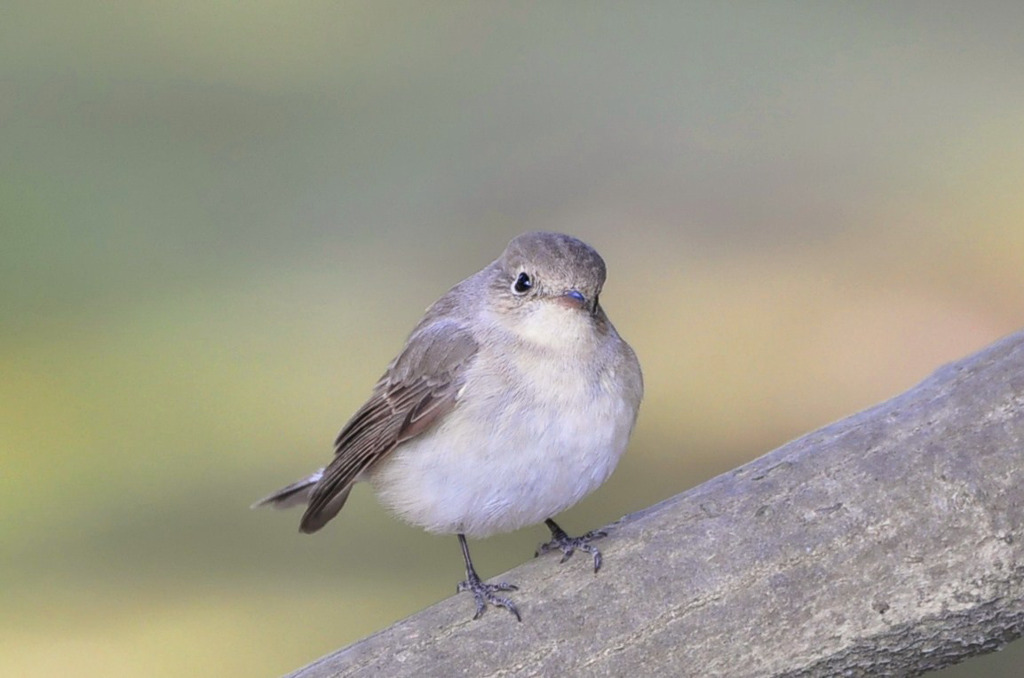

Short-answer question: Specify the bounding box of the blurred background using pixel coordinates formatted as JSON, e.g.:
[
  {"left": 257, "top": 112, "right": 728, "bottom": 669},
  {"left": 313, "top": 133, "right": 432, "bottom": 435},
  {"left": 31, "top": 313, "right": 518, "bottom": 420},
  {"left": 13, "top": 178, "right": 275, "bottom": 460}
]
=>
[{"left": 3, "top": 2, "right": 1023, "bottom": 676}]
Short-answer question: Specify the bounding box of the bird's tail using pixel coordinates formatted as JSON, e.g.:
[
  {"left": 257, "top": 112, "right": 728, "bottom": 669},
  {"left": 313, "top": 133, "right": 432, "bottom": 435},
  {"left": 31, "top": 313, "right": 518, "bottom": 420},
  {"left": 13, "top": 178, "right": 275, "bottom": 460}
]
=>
[{"left": 250, "top": 469, "right": 325, "bottom": 510}]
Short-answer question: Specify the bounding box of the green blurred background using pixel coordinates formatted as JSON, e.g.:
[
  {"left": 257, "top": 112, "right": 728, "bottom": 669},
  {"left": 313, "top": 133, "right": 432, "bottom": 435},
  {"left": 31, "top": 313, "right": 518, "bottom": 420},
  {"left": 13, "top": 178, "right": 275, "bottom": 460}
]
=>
[{"left": 3, "top": 2, "right": 1023, "bottom": 676}]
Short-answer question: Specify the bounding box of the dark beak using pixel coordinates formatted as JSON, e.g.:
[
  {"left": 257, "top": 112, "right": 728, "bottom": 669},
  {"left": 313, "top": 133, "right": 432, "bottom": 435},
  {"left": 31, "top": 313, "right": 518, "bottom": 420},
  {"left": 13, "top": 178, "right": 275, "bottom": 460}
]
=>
[{"left": 558, "top": 289, "right": 588, "bottom": 310}]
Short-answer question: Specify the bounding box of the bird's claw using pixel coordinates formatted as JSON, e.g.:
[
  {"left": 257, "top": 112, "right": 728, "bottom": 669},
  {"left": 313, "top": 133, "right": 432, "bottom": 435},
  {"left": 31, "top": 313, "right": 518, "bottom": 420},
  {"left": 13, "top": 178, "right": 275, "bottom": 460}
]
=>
[
  {"left": 536, "top": 523, "right": 607, "bottom": 573},
  {"left": 457, "top": 575, "right": 521, "bottom": 621}
]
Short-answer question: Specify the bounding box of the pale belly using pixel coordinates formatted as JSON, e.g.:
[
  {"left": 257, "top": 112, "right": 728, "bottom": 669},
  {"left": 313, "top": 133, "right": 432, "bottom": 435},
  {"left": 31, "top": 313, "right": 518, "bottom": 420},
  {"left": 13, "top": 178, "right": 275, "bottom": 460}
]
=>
[{"left": 366, "top": 357, "right": 637, "bottom": 539}]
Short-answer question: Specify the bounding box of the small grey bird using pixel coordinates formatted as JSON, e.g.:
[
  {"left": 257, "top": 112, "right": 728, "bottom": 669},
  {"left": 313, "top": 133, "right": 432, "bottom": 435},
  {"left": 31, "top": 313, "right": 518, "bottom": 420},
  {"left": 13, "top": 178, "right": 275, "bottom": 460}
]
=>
[{"left": 254, "top": 231, "right": 643, "bottom": 620}]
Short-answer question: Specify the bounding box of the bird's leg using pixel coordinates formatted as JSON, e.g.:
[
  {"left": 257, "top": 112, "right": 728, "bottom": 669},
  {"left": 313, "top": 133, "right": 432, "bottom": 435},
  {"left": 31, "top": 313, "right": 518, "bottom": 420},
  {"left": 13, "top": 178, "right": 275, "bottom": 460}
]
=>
[
  {"left": 535, "top": 518, "right": 607, "bottom": 573},
  {"left": 455, "top": 534, "right": 521, "bottom": 621}
]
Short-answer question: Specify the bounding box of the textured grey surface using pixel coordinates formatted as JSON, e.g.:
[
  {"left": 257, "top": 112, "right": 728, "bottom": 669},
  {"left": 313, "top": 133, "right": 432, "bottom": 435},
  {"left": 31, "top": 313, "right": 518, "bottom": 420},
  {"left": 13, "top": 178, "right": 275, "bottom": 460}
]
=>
[{"left": 287, "top": 331, "right": 1024, "bottom": 678}]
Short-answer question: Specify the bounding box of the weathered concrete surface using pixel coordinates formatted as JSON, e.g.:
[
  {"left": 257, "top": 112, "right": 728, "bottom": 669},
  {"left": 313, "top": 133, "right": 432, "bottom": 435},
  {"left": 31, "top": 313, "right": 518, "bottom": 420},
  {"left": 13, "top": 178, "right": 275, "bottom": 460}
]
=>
[{"left": 287, "top": 330, "right": 1024, "bottom": 678}]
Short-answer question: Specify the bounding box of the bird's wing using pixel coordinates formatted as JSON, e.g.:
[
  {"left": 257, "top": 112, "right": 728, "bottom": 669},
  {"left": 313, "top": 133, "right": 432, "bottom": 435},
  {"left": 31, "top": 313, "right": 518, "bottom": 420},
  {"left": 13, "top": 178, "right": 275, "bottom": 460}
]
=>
[{"left": 299, "top": 320, "right": 478, "bottom": 533}]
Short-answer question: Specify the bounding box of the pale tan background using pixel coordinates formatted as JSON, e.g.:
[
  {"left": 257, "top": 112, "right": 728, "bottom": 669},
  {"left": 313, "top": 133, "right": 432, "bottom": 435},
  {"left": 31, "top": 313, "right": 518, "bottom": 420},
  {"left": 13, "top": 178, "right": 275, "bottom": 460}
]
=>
[{"left": 3, "top": 2, "right": 1023, "bottom": 676}]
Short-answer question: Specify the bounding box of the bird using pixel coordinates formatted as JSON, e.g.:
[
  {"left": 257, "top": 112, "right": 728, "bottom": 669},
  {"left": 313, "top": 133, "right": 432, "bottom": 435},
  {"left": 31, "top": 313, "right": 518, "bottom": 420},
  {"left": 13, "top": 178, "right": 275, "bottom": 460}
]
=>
[{"left": 253, "top": 231, "right": 643, "bottom": 621}]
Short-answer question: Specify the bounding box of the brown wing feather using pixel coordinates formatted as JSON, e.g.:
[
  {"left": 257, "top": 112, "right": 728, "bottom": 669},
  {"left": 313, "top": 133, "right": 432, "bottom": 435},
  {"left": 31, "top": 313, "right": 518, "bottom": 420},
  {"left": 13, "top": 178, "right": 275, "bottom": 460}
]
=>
[{"left": 299, "top": 321, "right": 477, "bottom": 533}]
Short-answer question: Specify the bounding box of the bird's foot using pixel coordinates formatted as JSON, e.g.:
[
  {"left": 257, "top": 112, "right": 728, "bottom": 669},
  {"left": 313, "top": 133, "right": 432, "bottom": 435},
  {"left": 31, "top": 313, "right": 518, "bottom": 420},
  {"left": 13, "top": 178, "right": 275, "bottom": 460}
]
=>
[
  {"left": 457, "top": 573, "right": 521, "bottom": 621},
  {"left": 535, "top": 519, "right": 607, "bottom": 573}
]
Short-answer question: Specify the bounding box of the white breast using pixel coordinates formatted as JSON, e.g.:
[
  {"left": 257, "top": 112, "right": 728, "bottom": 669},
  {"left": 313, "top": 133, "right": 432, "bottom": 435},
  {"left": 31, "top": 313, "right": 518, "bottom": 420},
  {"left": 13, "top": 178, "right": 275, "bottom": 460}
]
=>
[{"left": 367, "top": 341, "right": 637, "bottom": 539}]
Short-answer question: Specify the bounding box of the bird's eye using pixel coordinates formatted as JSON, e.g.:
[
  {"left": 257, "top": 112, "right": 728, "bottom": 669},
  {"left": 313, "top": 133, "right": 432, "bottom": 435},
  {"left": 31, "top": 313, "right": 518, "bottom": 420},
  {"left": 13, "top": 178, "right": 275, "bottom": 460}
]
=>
[{"left": 511, "top": 272, "right": 532, "bottom": 295}]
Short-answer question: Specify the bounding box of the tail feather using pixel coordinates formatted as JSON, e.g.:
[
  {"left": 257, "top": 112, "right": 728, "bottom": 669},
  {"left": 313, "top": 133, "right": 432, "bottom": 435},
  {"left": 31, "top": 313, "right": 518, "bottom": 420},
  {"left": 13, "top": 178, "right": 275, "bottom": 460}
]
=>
[{"left": 251, "top": 469, "right": 325, "bottom": 510}]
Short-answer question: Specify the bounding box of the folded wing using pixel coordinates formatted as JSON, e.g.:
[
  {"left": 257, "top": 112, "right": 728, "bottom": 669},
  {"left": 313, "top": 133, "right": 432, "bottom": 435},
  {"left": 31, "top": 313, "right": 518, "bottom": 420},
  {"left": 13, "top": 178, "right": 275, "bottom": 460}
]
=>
[{"left": 299, "top": 321, "right": 478, "bottom": 533}]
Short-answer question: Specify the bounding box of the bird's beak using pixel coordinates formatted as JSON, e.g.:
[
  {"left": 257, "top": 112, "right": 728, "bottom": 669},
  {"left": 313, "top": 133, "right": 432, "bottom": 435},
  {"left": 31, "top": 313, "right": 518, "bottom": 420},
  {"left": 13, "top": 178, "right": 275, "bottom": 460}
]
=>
[{"left": 557, "top": 289, "right": 588, "bottom": 310}]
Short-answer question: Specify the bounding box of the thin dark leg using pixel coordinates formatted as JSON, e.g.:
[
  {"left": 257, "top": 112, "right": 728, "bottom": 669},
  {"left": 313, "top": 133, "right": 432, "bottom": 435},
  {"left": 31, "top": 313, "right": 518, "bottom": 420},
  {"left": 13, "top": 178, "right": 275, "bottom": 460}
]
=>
[
  {"left": 455, "top": 534, "right": 521, "bottom": 621},
  {"left": 535, "top": 518, "right": 607, "bottom": 573}
]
